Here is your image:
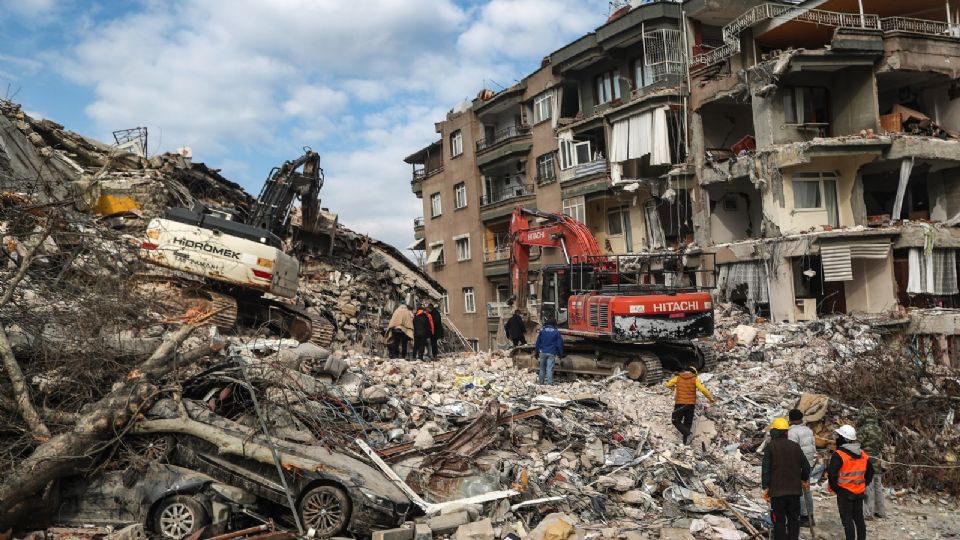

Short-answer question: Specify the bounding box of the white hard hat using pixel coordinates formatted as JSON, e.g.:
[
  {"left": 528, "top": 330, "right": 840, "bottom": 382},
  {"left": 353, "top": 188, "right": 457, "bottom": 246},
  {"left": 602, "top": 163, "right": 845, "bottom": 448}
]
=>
[{"left": 834, "top": 424, "right": 857, "bottom": 441}]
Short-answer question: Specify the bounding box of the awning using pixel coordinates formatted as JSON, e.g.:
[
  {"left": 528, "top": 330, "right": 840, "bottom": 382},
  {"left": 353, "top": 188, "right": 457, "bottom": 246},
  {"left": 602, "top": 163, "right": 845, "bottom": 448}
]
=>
[
  {"left": 426, "top": 244, "right": 444, "bottom": 264},
  {"left": 406, "top": 238, "right": 425, "bottom": 250}
]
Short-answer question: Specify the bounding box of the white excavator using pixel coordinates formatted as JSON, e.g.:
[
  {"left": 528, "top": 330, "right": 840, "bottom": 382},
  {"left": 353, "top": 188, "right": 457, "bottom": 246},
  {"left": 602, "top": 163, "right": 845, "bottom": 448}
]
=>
[{"left": 139, "top": 149, "right": 338, "bottom": 346}]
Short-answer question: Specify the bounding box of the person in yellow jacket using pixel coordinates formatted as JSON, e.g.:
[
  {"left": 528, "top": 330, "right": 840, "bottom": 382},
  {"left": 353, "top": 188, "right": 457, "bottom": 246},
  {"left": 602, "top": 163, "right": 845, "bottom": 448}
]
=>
[{"left": 665, "top": 367, "right": 716, "bottom": 444}]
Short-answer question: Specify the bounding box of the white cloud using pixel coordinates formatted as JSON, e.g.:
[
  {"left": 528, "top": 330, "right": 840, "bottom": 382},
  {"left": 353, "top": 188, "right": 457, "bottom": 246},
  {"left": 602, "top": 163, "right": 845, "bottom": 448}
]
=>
[
  {"left": 49, "top": 0, "right": 605, "bottom": 251},
  {"left": 0, "top": 0, "right": 57, "bottom": 20}
]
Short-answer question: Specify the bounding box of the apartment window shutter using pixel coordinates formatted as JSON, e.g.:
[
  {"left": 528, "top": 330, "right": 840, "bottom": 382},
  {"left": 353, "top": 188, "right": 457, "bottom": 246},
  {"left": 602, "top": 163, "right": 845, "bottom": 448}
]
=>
[{"left": 820, "top": 244, "right": 853, "bottom": 282}]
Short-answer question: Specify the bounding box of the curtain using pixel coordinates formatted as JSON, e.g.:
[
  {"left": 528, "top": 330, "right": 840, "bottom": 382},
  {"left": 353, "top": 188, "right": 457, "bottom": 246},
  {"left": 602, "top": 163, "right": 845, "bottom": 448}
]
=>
[
  {"left": 717, "top": 262, "right": 769, "bottom": 312},
  {"left": 629, "top": 112, "right": 649, "bottom": 159},
  {"left": 643, "top": 200, "right": 666, "bottom": 248},
  {"left": 823, "top": 179, "right": 839, "bottom": 227},
  {"left": 892, "top": 157, "right": 914, "bottom": 221},
  {"left": 650, "top": 106, "right": 671, "bottom": 165},
  {"left": 793, "top": 181, "right": 820, "bottom": 208},
  {"left": 550, "top": 90, "right": 560, "bottom": 129},
  {"left": 909, "top": 248, "right": 959, "bottom": 295},
  {"left": 610, "top": 119, "right": 630, "bottom": 162}
]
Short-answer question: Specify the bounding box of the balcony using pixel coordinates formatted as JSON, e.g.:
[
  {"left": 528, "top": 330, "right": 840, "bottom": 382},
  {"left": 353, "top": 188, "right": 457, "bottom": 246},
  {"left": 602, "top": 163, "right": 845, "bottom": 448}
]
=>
[
  {"left": 476, "top": 125, "right": 530, "bottom": 154},
  {"left": 412, "top": 165, "right": 443, "bottom": 182},
  {"left": 480, "top": 183, "right": 535, "bottom": 207},
  {"left": 487, "top": 300, "right": 541, "bottom": 320},
  {"left": 414, "top": 217, "right": 424, "bottom": 240},
  {"left": 483, "top": 246, "right": 510, "bottom": 263},
  {"left": 559, "top": 158, "right": 608, "bottom": 183}
]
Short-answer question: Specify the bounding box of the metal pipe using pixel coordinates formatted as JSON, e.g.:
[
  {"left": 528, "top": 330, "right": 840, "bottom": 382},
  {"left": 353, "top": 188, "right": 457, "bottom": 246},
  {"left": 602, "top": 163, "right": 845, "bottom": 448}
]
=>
[{"left": 858, "top": 0, "right": 866, "bottom": 28}]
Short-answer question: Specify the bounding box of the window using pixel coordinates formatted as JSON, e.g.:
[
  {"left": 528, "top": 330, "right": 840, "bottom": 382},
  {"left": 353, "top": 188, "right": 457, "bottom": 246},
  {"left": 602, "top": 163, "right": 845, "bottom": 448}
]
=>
[
  {"left": 595, "top": 69, "right": 621, "bottom": 105},
  {"left": 532, "top": 91, "right": 553, "bottom": 124},
  {"left": 463, "top": 287, "right": 476, "bottom": 313},
  {"left": 793, "top": 172, "right": 839, "bottom": 227},
  {"left": 783, "top": 87, "right": 830, "bottom": 126},
  {"left": 607, "top": 207, "right": 633, "bottom": 251},
  {"left": 454, "top": 234, "right": 471, "bottom": 261},
  {"left": 454, "top": 182, "right": 467, "bottom": 209},
  {"left": 563, "top": 195, "right": 586, "bottom": 224},
  {"left": 722, "top": 196, "right": 738, "bottom": 211},
  {"left": 426, "top": 242, "right": 444, "bottom": 266},
  {"left": 607, "top": 209, "right": 625, "bottom": 235},
  {"left": 450, "top": 130, "right": 463, "bottom": 157},
  {"left": 441, "top": 294, "right": 449, "bottom": 315},
  {"left": 467, "top": 338, "right": 479, "bottom": 352},
  {"left": 430, "top": 193, "right": 442, "bottom": 217},
  {"left": 633, "top": 57, "right": 654, "bottom": 90},
  {"left": 558, "top": 138, "right": 593, "bottom": 170},
  {"left": 536, "top": 152, "right": 556, "bottom": 183}
]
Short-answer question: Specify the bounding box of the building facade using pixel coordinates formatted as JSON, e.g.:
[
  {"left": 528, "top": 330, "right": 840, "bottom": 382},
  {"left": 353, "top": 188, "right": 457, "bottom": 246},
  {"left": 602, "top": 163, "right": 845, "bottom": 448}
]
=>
[{"left": 407, "top": 0, "right": 960, "bottom": 365}]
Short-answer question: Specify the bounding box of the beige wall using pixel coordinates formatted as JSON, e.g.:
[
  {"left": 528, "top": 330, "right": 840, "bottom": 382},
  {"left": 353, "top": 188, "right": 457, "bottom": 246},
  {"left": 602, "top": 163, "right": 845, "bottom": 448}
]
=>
[{"left": 845, "top": 256, "right": 898, "bottom": 314}]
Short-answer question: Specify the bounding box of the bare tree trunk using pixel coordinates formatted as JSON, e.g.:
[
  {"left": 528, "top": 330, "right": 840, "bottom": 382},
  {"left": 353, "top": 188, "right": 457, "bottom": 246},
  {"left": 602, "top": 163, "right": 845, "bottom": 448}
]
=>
[
  {"left": 0, "top": 227, "right": 52, "bottom": 441},
  {"left": 0, "top": 323, "right": 203, "bottom": 531}
]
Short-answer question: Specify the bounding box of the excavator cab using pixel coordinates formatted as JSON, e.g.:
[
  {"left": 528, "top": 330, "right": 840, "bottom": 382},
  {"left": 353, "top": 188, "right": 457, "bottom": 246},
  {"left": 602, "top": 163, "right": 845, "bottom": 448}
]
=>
[{"left": 540, "top": 264, "right": 599, "bottom": 326}]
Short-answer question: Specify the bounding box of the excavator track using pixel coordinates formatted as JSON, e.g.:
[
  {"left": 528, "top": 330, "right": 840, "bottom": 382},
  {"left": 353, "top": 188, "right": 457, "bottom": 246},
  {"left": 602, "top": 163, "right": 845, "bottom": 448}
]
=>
[
  {"left": 697, "top": 343, "right": 718, "bottom": 373},
  {"left": 133, "top": 274, "right": 239, "bottom": 335},
  {"left": 309, "top": 313, "right": 336, "bottom": 348}
]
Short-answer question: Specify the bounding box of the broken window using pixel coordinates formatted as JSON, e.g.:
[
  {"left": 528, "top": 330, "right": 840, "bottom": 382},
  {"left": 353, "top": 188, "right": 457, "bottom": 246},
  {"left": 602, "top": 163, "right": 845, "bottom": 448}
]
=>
[
  {"left": 441, "top": 294, "right": 449, "bottom": 314},
  {"left": 595, "top": 69, "right": 621, "bottom": 105},
  {"left": 607, "top": 207, "right": 633, "bottom": 252},
  {"left": 450, "top": 130, "right": 463, "bottom": 158},
  {"left": 792, "top": 172, "right": 839, "bottom": 227},
  {"left": 430, "top": 192, "right": 442, "bottom": 217},
  {"left": 463, "top": 287, "right": 476, "bottom": 313},
  {"left": 454, "top": 182, "right": 467, "bottom": 209},
  {"left": 559, "top": 81, "right": 580, "bottom": 117},
  {"left": 532, "top": 91, "right": 553, "bottom": 124},
  {"left": 783, "top": 87, "right": 830, "bottom": 131},
  {"left": 454, "top": 234, "right": 470, "bottom": 262}
]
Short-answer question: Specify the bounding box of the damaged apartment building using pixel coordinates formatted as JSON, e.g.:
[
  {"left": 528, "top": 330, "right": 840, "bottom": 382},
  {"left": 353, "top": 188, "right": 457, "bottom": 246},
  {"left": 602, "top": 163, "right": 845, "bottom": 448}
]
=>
[{"left": 406, "top": 0, "right": 960, "bottom": 363}]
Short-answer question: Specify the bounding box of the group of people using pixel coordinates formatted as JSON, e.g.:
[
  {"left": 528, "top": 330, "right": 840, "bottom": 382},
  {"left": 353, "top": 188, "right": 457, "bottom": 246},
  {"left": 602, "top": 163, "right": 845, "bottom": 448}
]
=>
[
  {"left": 667, "top": 369, "right": 885, "bottom": 540},
  {"left": 385, "top": 302, "right": 443, "bottom": 360}
]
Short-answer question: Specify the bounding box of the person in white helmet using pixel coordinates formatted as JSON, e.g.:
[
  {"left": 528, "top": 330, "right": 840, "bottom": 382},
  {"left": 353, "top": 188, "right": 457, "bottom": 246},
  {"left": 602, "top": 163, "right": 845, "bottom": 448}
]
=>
[{"left": 827, "top": 424, "right": 874, "bottom": 540}]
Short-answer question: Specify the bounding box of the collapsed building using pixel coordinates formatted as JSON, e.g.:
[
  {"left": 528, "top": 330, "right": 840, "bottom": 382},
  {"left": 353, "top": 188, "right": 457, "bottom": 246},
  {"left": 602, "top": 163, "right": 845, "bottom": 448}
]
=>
[{"left": 405, "top": 0, "right": 960, "bottom": 367}]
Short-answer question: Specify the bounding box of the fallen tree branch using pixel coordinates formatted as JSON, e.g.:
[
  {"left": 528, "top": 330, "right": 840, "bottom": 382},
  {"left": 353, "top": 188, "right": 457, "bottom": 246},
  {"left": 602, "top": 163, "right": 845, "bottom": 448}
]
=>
[
  {"left": 0, "top": 225, "right": 53, "bottom": 441},
  {"left": 0, "top": 322, "right": 203, "bottom": 530}
]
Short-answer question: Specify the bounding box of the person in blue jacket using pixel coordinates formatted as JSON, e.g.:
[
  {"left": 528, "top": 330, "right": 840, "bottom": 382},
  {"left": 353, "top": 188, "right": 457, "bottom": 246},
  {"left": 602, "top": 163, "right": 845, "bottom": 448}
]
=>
[{"left": 534, "top": 318, "right": 564, "bottom": 385}]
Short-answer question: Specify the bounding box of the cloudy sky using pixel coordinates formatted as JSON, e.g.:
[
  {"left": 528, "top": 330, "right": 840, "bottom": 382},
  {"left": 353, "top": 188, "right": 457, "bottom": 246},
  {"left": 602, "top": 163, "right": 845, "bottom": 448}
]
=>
[{"left": 0, "top": 0, "right": 610, "bottom": 251}]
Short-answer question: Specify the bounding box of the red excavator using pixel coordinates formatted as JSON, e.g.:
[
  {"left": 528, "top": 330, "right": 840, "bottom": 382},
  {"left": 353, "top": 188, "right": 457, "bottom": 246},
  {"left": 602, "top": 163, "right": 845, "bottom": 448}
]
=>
[{"left": 509, "top": 207, "right": 716, "bottom": 383}]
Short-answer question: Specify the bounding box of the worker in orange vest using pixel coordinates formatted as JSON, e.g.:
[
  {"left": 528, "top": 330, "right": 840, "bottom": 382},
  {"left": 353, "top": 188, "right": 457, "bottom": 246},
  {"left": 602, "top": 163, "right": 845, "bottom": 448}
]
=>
[
  {"left": 664, "top": 366, "right": 715, "bottom": 444},
  {"left": 827, "top": 424, "right": 875, "bottom": 540}
]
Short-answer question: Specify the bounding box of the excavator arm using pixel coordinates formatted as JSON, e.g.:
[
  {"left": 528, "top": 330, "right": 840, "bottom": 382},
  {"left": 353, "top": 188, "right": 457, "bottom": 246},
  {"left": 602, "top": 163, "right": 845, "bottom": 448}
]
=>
[
  {"left": 247, "top": 149, "right": 323, "bottom": 237},
  {"left": 508, "top": 207, "right": 605, "bottom": 315}
]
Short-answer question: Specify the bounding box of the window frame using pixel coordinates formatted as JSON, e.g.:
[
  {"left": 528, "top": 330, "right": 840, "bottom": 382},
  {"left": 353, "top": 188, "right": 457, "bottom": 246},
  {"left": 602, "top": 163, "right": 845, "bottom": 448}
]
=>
[
  {"left": 454, "top": 182, "right": 467, "bottom": 209},
  {"left": 454, "top": 234, "right": 471, "bottom": 262},
  {"left": 536, "top": 152, "right": 556, "bottom": 182},
  {"left": 563, "top": 195, "right": 586, "bottom": 224},
  {"left": 783, "top": 87, "right": 830, "bottom": 126},
  {"left": 463, "top": 287, "right": 476, "bottom": 313},
  {"left": 595, "top": 69, "right": 621, "bottom": 105},
  {"left": 450, "top": 130, "right": 463, "bottom": 158},
  {"left": 441, "top": 294, "right": 449, "bottom": 315},
  {"left": 532, "top": 91, "right": 553, "bottom": 125},
  {"left": 430, "top": 192, "right": 442, "bottom": 217},
  {"left": 607, "top": 207, "right": 627, "bottom": 236}
]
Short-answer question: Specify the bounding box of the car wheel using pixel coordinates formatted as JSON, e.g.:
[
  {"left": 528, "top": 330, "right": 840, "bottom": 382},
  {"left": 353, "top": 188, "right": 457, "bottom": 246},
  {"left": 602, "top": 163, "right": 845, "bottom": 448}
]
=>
[
  {"left": 299, "top": 485, "right": 350, "bottom": 537},
  {"left": 153, "top": 495, "right": 209, "bottom": 539}
]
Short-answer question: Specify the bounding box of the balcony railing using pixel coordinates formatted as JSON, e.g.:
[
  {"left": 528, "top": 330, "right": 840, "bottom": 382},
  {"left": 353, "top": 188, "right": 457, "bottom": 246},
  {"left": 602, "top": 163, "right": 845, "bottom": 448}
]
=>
[
  {"left": 483, "top": 246, "right": 511, "bottom": 263},
  {"left": 881, "top": 17, "right": 951, "bottom": 36},
  {"left": 412, "top": 165, "right": 443, "bottom": 182},
  {"left": 559, "top": 158, "right": 608, "bottom": 183},
  {"left": 480, "top": 183, "right": 535, "bottom": 207},
  {"left": 487, "top": 300, "right": 541, "bottom": 319},
  {"left": 414, "top": 217, "right": 424, "bottom": 229},
  {"left": 476, "top": 125, "right": 530, "bottom": 153}
]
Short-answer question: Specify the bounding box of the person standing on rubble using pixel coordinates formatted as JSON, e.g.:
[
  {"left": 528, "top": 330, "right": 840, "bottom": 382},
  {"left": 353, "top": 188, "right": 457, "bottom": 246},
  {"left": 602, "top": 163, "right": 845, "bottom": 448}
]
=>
[
  {"left": 763, "top": 417, "right": 811, "bottom": 540},
  {"left": 828, "top": 424, "right": 874, "bottom": 540},
  {"left": 387, "top": 303, "right": 414, "bottom": 359},
  {"left": 533, "top": 318, "right": 563, "bottom": 385},
  {"left": 428, "top": 302, "right": 443, "bottom": 359},
  {"left": 504, "top": 309, "right": 526, "bottom": 347},
  {"left": 857, "top": 405, "right": 886, "bottom": 520},
  {"left": 413, "top": 304, "right": 434, "bottom": 360},
  {"left": 664, "top": 367, "right": 715, "bottom": 444},
  {"left": 788, "top": 408, "right": 819, "bottom": 526}
]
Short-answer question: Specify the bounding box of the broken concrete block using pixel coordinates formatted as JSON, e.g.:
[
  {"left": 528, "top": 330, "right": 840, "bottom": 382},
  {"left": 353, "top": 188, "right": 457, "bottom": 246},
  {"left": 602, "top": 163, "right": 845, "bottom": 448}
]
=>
[
  {"left": 453, "top": 518, "right": 494, "bottom": 540},
  {"left": 426, "top": 511, "right": 471, "bottom": 534},
  {"left": 104, "top": 524, "right": 145, "bottom": 540},
  {"left": 414, "top": 523, "right": 432, "bottom": 540},
  {"left": 657, "top": 529, "right": 695, "bottom": 540},
  {"left": 414, "top": 428, "right": 435, "bottom": 448},
  {"left": 530, "top": 513, "right": 576, "bottom": 540},
  {"left": 372, "top": 527, "right": 414, "bottom": 540},
  {"left": 361, "top": 384, "right": 389, "bottom": 403},
  {"left": 734, "top": 325, "right": 758, "bottom": 346}
]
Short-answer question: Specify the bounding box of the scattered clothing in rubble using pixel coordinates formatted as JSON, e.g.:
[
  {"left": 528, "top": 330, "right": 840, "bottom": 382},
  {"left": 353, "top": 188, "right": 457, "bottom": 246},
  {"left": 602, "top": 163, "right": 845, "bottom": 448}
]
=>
[
  {"left": 534, "top": 320, "right": 563, "bottom": 385},
  {"left": 504, "top": 311, "right": 526, "bottom": 347},
  {"left": 387, "top": 304, "right": 414, "bottom": 359},
  {"left": 857, "top": 405, "right": 886, "bottom": 519},
  {"left": 788, "top": 408, "right": 818, "bottom": 523},
  {"left": 828, "top": 427, "right": 875, "bottom": 540},
  {"left": 762, "top": 421, "right": 810, "bottom": 540},
  {"left": 413, "top": 306, "right": 434, "bottom": 360},
  {"left": 665, "top": 368, "right": 715, "bottom": 444}
]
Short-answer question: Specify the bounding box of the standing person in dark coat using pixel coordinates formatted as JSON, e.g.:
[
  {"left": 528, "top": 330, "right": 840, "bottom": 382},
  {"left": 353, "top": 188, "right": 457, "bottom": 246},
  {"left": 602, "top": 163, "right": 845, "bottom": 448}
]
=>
[
  {"left": 762, "top": 417, "right": 811, "bottom": 540},
  {"left": 428, "top": 302, "right": 443, "bottom": 358},
  {"left": 504, "top": 310, "right": 526, "bottom": 347},
  {"left": 412, "top": 304, "right": 434, "bottom": 360}
]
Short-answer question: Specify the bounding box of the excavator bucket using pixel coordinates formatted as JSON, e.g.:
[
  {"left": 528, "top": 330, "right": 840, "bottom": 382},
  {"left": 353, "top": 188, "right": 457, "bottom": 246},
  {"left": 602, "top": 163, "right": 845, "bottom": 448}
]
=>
[{"left": 296, "top": 208, "right": 338, "bottom": 257}]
